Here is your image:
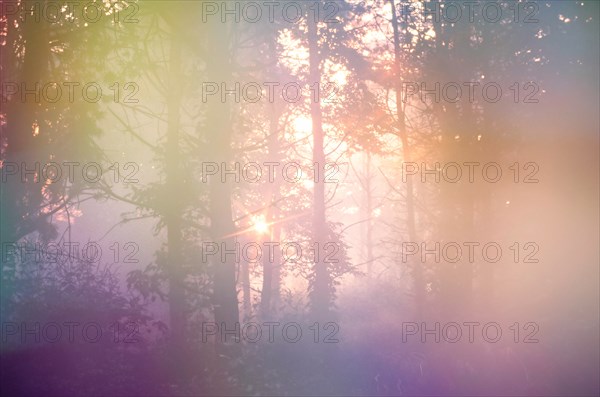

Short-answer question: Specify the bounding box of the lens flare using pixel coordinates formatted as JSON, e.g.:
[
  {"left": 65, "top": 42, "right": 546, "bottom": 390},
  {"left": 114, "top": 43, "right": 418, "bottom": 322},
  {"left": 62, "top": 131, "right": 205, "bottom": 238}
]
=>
[{"left": 252, "top": 215, "right": 269, "bottom": 235}]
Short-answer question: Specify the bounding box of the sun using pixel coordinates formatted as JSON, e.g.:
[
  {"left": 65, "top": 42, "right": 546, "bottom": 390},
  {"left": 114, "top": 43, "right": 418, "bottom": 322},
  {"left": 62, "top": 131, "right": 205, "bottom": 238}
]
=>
[
  {"left": 292, "top": 115, "right": 312, "bottom": 135},
  {"left": 252, "top": 215, "right": 269, "bottom": 235}
]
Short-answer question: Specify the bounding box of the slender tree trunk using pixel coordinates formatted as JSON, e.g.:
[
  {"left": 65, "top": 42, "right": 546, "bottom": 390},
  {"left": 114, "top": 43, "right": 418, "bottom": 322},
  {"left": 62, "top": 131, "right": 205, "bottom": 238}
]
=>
[
  {"left": 260, "top": 230, "right": 272, "bottom": 316},
  {"left": 205, "top": 21, "right": 240, "bottom": 345},
  {"left": 270, "top": 222, "right": 282, "bottom": 310},
  {"left": 365, "top": 154, "right": 374, "bottom": 273},
  {"left": 243, "top": 255, "right": 252, "bottom": 321},
  {"left": 260, "top": 216, "right": 283, "bottom": 318},
  {"left": 390, "top": 0, "right": 423, "bottom": 313},
  {"left": 261, "top": 90, "right": 283, "bottom": 317},
  {"left": 308, "top": 12, "right": 330, "bottom": 319}
]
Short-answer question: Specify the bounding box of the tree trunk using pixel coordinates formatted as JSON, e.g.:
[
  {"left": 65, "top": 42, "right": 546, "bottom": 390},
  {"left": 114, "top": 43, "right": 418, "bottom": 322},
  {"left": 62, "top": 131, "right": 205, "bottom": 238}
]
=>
[
  {"left": 261, "top": 88, "right": 284, "bottom": 318},
  {"left": 205, "top": 21, "right": 240, "bottom": 345},
  {"left": 366, "top": 154, "right": 374, "bottom": 273},
  {"left": 308, "top": 12, "right": 330, "bottom": 320},
  {"left": 390, "top": 0, "right": 423, "bottom": 313},
  {"left": 1, "top": 1, "right": 50, "bottom": 313},
  {"left": 243, "top": 256, "right": 252, "bottom": 321}
]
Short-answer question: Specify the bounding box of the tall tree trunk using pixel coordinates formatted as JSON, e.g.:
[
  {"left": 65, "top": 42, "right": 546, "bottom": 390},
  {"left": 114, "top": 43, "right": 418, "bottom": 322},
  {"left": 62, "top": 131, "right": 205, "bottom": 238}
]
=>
[
  {"left": 261, "top": 89, "right": 283, "bottom": 318},
  {"left": 365, "top": 153, "right": 374, "bottom": 273},
  {"left": 205, "top": 21, "right": 240, "bottom": 344},
  {"left": 390, "top": 0, "right": 423, "bottom": 313},
  {"left": 308, "top": 12, "right": 330, "bottom": 320},
  {"left": 1, "top": 1, "right": 50, "bottom": 313}
]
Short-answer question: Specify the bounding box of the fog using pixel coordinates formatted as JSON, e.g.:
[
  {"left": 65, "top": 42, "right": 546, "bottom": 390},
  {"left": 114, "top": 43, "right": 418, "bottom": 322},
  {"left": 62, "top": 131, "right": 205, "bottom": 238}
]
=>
[{"left": 1, "top": 1, "right": 598, "bottom": 396}]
